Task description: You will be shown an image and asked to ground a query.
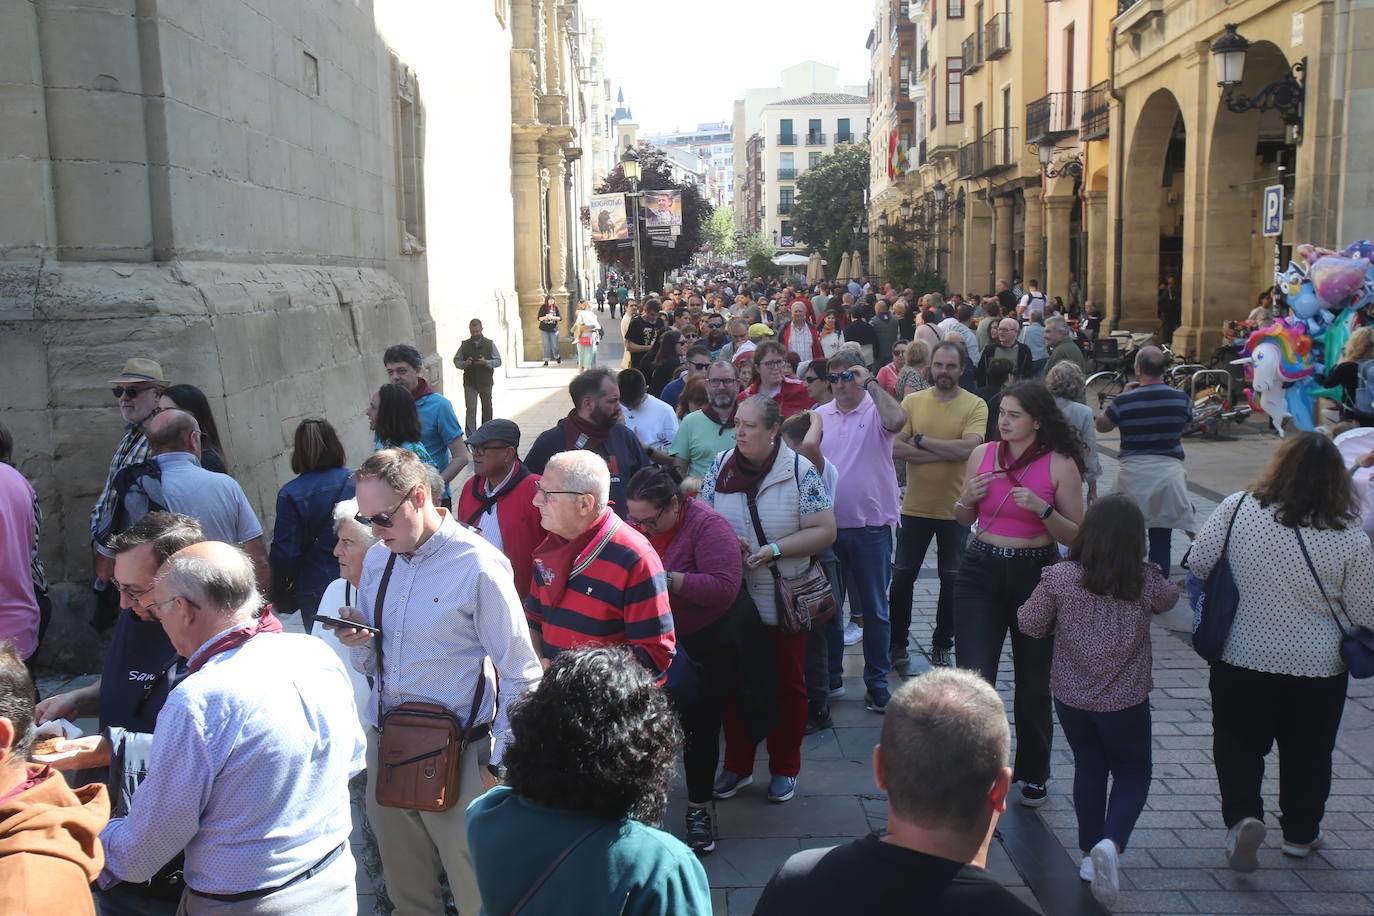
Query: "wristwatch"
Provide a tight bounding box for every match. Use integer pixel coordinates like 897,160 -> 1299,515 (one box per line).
769,542 -> 782,559
863,378 -> 878,391
664,571 -> 674,591
914,433 -> 925,450
1039,502 -> 1055,520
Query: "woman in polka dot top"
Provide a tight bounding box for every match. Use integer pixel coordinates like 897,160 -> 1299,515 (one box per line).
1188,432 -> 1374,871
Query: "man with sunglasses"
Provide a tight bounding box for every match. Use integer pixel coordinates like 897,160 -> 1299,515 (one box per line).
662,344 -> 714,411
454,420 -> 543,602
91,358 -> 168,620
331,447 -> 542,916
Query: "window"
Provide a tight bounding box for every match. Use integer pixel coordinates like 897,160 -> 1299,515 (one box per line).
838,118 -> 851,142
394,57 -> 425,254
781,220 -> 792,237
780,118 -> 794,141
780,151 -> 794,169
809,152 -> 821,167
946,59 -> 963,123
948,0 -> 964,17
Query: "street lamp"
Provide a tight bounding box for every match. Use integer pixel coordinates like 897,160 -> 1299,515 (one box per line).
1209,23 -> 1307,141
899,200 -> 912,221
932,180 -> 947,205
620,145 -> 643,297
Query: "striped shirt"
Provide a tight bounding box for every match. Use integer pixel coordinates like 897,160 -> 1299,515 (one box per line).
350,510 -> 543,766
90,425 -> 150,540
1103,384 -> 1192,460
526,511 -> 676,675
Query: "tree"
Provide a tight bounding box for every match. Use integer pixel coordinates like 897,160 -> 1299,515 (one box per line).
879,200 -> 946,294
789,140 -> 869,276
594,146 -> 713,291
698,205 -> 735,257
746,252 -> 780,278
742,232 -> 775,260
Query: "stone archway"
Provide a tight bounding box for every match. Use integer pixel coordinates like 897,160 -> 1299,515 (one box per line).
1120,89 -> 1185,329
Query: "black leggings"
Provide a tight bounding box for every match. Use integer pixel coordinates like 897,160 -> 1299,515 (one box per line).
678,613 -> 740,804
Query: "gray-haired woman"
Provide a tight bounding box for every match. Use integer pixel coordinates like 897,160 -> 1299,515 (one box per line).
315,499 -> 377,721
1046,361 -> 1102,502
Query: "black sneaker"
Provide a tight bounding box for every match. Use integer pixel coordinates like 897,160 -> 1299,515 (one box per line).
1020,782 -> 1048,807
865,690 -> 889,713
929,646 -> 952,668
685,806 -> 715,854
804,709 -> 834,735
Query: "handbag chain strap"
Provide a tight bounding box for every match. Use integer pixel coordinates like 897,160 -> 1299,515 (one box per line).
1295,526 -> 1356,635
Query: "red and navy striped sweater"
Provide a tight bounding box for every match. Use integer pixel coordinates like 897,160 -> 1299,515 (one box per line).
526,511 -> 676,675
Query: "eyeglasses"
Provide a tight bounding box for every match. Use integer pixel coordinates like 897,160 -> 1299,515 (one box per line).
706,378 -> 739,387
535,482 -> 589,500
112,386 -> 152,399
760,359 -> 788,369
141,595 -> 198,617
627,504 -> 668,529
827,371 -> 857,383
113,580 -> 155,603
689,361 -> 712,372
355,492 -> 413,528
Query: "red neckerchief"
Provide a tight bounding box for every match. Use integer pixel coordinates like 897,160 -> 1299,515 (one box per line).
187,607 -> 284,674
531,508 -> 616,607
562,410 -> 612,452
715,438 -> 781,495
701,402 -> 737,433
411,377 -> 438,401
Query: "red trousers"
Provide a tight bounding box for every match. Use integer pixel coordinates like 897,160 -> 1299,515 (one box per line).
723,625 -> 809,778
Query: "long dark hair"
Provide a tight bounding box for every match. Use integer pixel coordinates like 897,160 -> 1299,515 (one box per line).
1250,431 -> 1358,530
651,329 -> 683,370
161,384 -> 226,458
373,384 -> 422,446
999,381 -> 1086,473
1069,494 -> 1147,600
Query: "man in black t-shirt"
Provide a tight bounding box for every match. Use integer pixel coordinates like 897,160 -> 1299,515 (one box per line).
624,300 -> 664,374
755,669 -> 1035,916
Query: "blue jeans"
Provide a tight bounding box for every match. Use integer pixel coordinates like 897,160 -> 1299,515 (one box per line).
96,887 -> 179,916
1148,527 -> 1172,573
540,328 -> 560,361
1055,698 -> 1153,853
833,526 -> 893,697
889,515 -> 967,653
805,551 -> 846,710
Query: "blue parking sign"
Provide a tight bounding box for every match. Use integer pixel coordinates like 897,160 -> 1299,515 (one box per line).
1262,185 -> 1284,237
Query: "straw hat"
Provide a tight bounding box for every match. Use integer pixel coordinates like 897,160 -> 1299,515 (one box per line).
107,358 -> 168,386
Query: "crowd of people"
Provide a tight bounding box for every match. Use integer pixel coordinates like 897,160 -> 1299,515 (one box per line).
0,269 -> 1371,914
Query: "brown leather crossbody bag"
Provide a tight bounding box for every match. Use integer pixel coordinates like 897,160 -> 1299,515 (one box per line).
372,554 -> 490,812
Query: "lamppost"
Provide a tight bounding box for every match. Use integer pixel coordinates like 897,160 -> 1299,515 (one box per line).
1029,142 -> 1084,180
621,145 -> 644,298
1210,23 -> 1307,143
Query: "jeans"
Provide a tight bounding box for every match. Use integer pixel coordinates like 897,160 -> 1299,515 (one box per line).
1055,699 -> 1153,853
723,625 -> 808,777
1031,358 -> 1047,379
833,525 -> 894,697
954,542 -> 1057,784
540,328 -> 560,361
98,888 -> 180,916
1148,527 -> 1172,573
679,613 -> 739,803
463,383 -> 493,436
889,515 -> 968,653
805,551 -> 846,711
1210,660 -> 1348,843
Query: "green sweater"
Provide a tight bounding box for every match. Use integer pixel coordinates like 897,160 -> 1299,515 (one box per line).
466,786 -> 711,915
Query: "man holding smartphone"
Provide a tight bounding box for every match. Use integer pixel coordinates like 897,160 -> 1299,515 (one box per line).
330,448 -> 542,916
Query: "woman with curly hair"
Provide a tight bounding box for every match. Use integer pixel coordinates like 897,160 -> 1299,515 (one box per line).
953,380 -> 1086,809
466,647 -> 711,913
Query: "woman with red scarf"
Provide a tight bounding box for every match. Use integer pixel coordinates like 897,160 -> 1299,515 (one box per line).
737,342 -> 813,418
625,466 -> 742,855
699,395 -> 836,807
952,381 -> 1086,808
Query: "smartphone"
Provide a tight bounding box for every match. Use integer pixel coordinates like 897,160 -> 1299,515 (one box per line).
315,615 -> 381,636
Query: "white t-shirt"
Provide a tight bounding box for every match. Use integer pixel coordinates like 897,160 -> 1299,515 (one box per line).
575,309 -> 601,333
1018,291 -> 1048,316
622,395 -> 680,451
315,578 -> 374,729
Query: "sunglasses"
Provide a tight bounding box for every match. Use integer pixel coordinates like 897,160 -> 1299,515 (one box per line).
707,323 -> 723,329
689,361 -> 712,372
112,386 -> 152,399
806,375 -> 827,385
355,492 -> 413,528
827,371 -> 857,383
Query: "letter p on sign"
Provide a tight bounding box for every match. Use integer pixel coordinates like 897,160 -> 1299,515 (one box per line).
1262,185 -> 1284,237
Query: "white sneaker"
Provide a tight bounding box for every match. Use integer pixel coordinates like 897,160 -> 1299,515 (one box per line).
1226,817 -> 1266,873
843,621 -> 863,646
1079,855 -> 1095,882
1089,838 -> 1120,907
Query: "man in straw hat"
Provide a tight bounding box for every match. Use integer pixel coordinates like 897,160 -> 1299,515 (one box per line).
91,359 -> 168,616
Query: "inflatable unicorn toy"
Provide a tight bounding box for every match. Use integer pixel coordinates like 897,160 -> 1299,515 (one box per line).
1234,319 -> 1317,436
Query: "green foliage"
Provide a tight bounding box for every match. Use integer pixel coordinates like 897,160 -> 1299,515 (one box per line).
789,140 -> 869,264
698,206 -> 735,256
742,232 -> 775,260
884,243 -> 946,295
593,147 -> 713,285
747,252 -> 780,277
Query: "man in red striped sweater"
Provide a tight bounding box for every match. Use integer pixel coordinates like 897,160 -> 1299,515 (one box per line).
526,451 -> 676,676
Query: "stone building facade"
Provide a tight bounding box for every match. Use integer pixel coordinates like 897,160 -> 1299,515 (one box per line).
1,0 -> 431,668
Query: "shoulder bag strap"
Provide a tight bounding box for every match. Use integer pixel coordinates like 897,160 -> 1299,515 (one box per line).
373,553 -> 398,724
509,823 -> 606,915
1295,526 -> 1355,633
744,484 -> 784,585
1183,492 -> 1244,571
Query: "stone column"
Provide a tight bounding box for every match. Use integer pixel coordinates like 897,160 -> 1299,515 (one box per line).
1022,186 -> 1044,288
1084,189 -> 1108,306
1044,196 -> 1074,305
540,134 -> 571,311
964,197 -> 994,294
993,195 -> 1014,287
512,125 -> 547,361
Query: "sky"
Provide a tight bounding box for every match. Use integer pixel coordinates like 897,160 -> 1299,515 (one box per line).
587,0 -> 872,135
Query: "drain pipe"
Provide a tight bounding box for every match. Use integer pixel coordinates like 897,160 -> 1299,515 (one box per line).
1109,21 -> 1125,331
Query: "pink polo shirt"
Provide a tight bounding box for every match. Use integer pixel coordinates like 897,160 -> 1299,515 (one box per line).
816,394 -> 900,528
0,463 -> 38,659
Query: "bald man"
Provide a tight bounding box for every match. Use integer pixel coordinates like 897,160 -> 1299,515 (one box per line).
975,318 -> 1033,387
99,541 -> 364,911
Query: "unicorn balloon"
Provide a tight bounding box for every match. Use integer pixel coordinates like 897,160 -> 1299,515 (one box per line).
1234,319 -> 1316,436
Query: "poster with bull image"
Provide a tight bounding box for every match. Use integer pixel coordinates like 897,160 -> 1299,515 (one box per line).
589,192 -> 629,241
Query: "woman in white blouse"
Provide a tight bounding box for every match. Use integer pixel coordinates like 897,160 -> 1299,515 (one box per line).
1189,432 -> 1374,871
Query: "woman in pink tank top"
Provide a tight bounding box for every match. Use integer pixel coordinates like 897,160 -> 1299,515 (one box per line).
950,382 -> 1086,808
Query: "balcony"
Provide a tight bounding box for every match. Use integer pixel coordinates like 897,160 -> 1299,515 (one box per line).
1080,81 -> 1111,141
957,127 -> 1016,179
777,203 -> 792,215
984,13 -> 1011,59
961,34 -> 982,74
777,134 -> 797,146
777,168 -> 798,180
805,132 -> 827,145
1115,0 -> 1163,33
836,132 -> 855,143
1026,91 -> 1079,145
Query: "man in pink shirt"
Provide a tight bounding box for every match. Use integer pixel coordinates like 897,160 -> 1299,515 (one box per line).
0,460 -> 39,660
816,349 -> 906,713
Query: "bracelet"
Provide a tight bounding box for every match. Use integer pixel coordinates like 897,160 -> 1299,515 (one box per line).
665,571 -> 674,591
954,500 -> 973,511
863,378 -> 877,390
769,542 -> 782,558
